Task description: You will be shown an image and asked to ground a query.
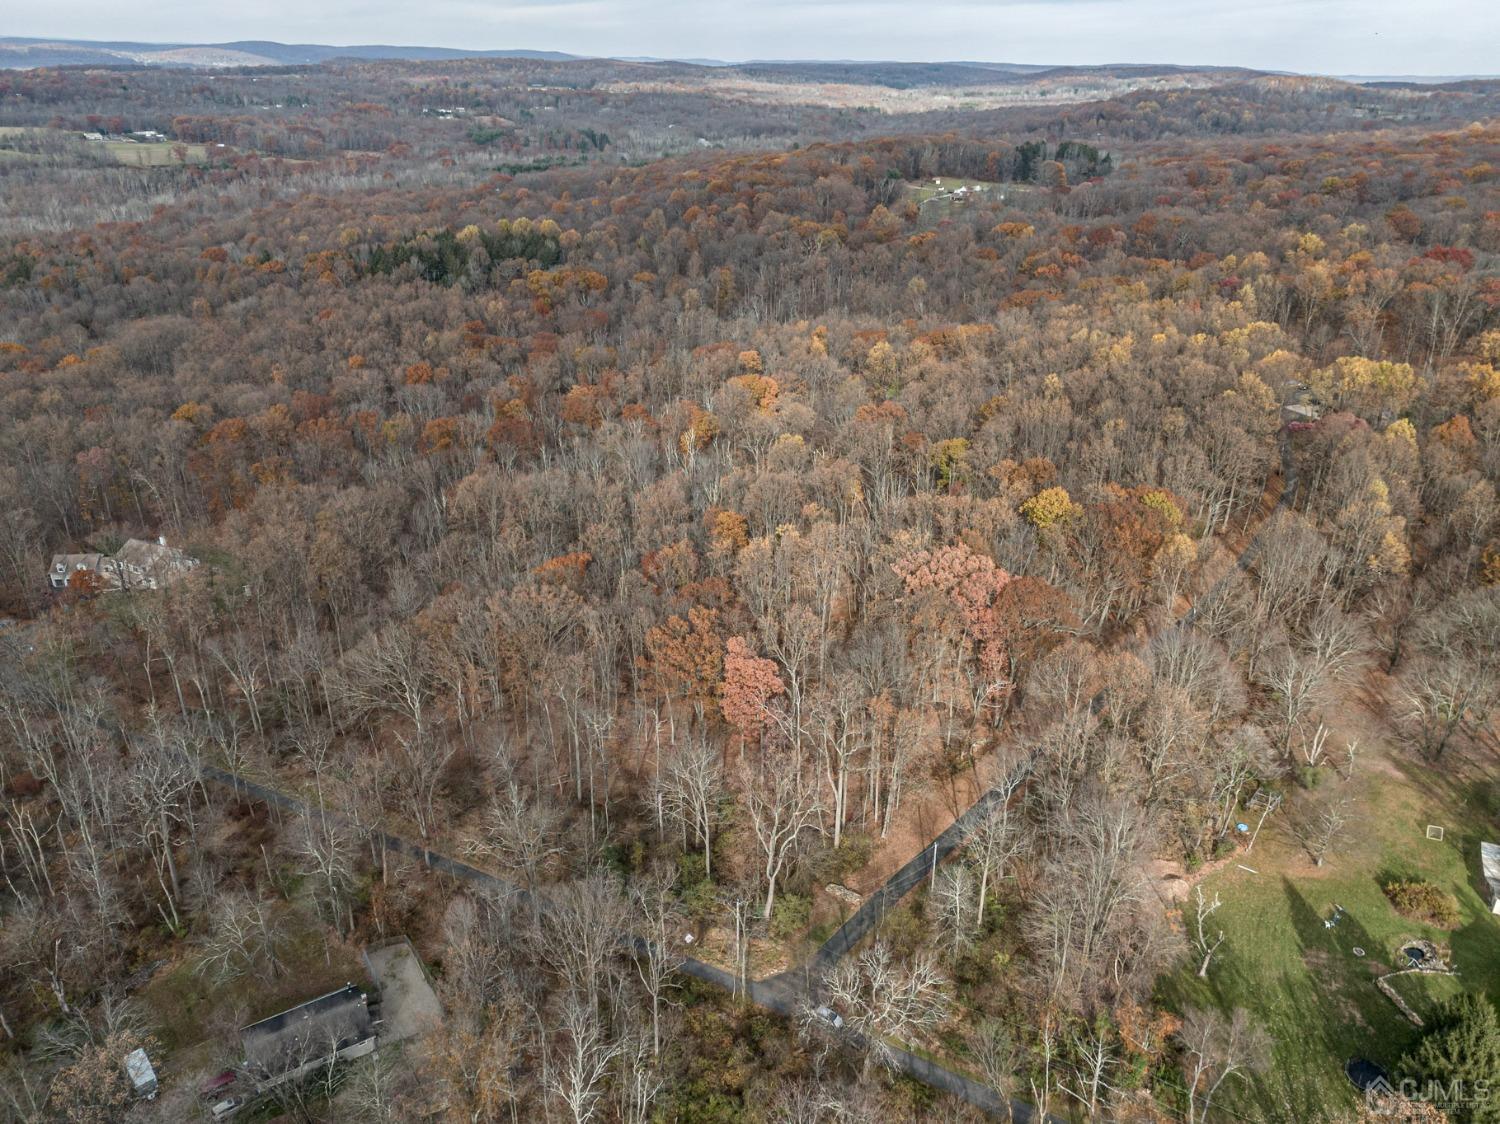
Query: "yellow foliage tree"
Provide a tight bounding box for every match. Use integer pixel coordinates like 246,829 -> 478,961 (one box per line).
1308,356 -> 1418,422
1021,486 -> 1081,529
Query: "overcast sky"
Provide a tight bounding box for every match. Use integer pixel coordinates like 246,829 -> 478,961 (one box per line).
13,0 -> 1498,76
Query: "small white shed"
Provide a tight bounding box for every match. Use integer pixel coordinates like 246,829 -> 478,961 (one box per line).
1482,842 -> 1500,916
124,1047 -> 158,1099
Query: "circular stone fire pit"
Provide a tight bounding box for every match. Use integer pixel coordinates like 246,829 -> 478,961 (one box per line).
1398,938 -> 1443,969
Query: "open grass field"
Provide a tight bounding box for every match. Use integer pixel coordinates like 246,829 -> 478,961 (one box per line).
907,177 -> 1014,206
102,140 -> 215,166
1161,747 -> 1500,1120
0,128 -> 220,166
1385,970 -> 1469,1022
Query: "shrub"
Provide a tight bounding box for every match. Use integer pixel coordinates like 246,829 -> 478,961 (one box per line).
1384,879 -> 1462,929
769,892 -> 811,939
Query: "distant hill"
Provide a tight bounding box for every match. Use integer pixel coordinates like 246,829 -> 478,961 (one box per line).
731,59 -> 1266,88
0,36 -> 579,69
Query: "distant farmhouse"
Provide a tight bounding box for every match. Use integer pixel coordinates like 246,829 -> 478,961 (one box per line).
48,537 -> 198,593
240,985 -> 377,1091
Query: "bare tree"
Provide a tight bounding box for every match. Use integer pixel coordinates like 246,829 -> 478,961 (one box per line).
390,728 -> 455,840
124,716 -> 199,932
342,1045 -> 413,1122
195,891 -> 287,984
655,735 -> 724,878
824,942 -> 950,1075
467,782 -> 566,904
327,622 -> 432,738
1177,1006 -> 1271,1124
1027,791 -> 1154,1009
536,874 -> 630,1005
970,1018 -> 1019,1123
289,810 -> 358,939
1059,1020 -> 1117,1118
1301,605 -> 1366,685
1292,788 -> 1352,868
629,868 -> 685,1057
970,770 -> 1026,928
1191,885 -> 1227,979
1258,646 -> 1328,761
741,742 -> 822,919
1400,656 -> 1484,761
931,864 -> 977,963
809,674 -> 866,849
548,993 -> 621,1124
615,1027 -> 664,1124
207,631 -> 268,735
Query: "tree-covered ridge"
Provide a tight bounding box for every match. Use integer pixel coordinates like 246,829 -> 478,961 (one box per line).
0,70 -> 1498,1123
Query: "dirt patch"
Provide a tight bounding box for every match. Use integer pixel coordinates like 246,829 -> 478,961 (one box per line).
852,762 -> 982,893
364,940 -> 442,1044
1146,858 -> 1192,903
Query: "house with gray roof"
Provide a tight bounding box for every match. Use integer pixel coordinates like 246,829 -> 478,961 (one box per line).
240,984 -> 377,1090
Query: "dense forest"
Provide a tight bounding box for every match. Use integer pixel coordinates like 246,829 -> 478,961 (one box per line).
1,55 -> 1498,1124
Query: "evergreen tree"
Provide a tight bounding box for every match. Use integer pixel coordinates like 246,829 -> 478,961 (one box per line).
1398,995 -> 1500,1124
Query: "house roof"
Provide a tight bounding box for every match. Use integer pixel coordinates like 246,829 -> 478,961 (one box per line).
124,1047 -> 157,1091
50,552 -> 114,572
1483,842 -> 1500,896
115,539 -> 187,569
240,985 -> 374,1080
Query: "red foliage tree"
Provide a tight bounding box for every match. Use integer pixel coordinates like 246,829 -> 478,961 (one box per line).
719,636 -> 786,747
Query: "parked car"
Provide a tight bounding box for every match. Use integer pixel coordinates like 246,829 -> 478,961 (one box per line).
812,1005 -> 844,1030
200,1070 -> 238,1098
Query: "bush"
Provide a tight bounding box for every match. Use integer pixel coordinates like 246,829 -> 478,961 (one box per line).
677,850 -> 707,887
1383,879 -> 1461,929
769,892 -> 811,939
798,832 -> 874,889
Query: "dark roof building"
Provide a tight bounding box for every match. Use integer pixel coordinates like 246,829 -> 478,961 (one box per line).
240,985 -> 377,1088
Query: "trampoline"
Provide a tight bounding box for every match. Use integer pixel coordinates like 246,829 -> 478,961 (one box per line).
1346,1058 -> 1389,1091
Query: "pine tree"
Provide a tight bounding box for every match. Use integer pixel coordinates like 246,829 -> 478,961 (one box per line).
1398,995 -> 1500,1124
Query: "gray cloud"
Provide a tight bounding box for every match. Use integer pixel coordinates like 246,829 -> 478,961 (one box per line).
12,0 -> 1497,76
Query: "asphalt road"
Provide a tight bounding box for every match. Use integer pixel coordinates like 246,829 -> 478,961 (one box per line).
189,428 -> 1299,1122
199,763 -> 1049,1119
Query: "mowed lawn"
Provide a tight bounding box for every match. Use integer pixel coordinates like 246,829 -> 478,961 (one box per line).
907,177 -> 1007,205
1161,754 -> 1500,1121
103,141 -> 215,166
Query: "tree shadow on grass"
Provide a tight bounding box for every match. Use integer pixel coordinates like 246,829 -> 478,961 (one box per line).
1272,878 -> 1426,1118
1387,747 -> 1500,860
1444,890 -> 1500,1008
1175,878 -> 1419,1122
